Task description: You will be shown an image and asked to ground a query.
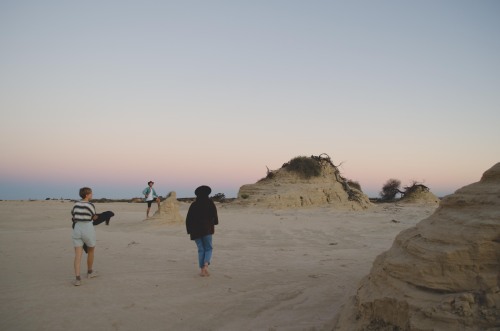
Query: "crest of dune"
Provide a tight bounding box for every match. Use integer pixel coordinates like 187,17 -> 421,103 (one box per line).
333,163 -> 500,331
400,184 -> 440,205
237,154 -> 372,210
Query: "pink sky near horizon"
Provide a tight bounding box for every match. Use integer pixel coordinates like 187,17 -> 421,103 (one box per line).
1,145 -> 495,199
1,1 -> 499,200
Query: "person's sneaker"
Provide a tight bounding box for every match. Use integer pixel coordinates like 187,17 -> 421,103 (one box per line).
87,271 -> 98,279
73,279 -> 81,286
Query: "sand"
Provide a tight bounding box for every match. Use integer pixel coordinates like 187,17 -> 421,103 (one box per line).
0,200 -> 438,331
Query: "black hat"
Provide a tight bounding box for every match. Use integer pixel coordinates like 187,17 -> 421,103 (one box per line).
194,185 -> 211,197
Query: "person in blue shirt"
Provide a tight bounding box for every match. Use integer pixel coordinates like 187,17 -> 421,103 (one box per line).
142,180 -> 161,218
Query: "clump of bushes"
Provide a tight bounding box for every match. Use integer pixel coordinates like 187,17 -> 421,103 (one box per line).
284,156 -> 322,179
379,178 -> 403,201
379,179 -> 431,201
404,183 -> 429,195
211,193 -> 226,202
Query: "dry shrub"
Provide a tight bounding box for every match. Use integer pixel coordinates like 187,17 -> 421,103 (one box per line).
285,156 -> 321,179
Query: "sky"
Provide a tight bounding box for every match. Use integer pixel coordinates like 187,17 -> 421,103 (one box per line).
1,0 -> 499,200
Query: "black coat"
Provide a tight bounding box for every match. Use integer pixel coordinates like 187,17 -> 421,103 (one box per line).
71,211 -> 115,228
186,198 -> 218,240
93,211 -> 115,226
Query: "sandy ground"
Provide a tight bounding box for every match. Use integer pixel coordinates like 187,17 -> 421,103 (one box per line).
0,200 -> 438,331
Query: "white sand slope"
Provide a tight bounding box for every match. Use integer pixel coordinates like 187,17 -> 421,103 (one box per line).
0,198 -> 437,330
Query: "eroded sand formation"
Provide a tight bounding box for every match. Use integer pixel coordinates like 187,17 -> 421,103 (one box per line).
333,163 -> 500,331
149,191 -> 183,223
237,155 -> 372,210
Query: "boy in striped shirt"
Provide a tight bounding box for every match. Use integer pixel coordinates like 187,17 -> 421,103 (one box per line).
71,187 -> 98,286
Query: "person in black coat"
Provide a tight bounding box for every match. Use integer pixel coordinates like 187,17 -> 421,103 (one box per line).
186,185 -> 219,277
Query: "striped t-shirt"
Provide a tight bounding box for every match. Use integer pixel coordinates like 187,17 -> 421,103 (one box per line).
71,201 -> 96,222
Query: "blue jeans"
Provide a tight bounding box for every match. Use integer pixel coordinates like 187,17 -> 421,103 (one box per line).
194,235 -> 213,269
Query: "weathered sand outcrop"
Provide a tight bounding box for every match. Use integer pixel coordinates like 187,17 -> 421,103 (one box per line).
149,191 -> 183,223
400,184 -> 440,205
333,163 -> 500,331
237,155 -> 372,210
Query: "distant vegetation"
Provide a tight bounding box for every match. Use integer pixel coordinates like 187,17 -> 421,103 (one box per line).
41,195 -> 234,203
380,178 -> 402,200
283,156 -> 322,179
379,179 -> 430,201
210,193 -> 226,202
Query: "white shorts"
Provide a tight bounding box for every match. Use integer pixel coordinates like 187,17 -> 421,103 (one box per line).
72,222 -> 96,247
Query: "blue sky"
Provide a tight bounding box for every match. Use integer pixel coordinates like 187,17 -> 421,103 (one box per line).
0,1 -> 499,200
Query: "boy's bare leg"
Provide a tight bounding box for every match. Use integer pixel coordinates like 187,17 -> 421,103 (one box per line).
74,247 -> 83,284
146,206 -> 151,218
86,246 -> 95,273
